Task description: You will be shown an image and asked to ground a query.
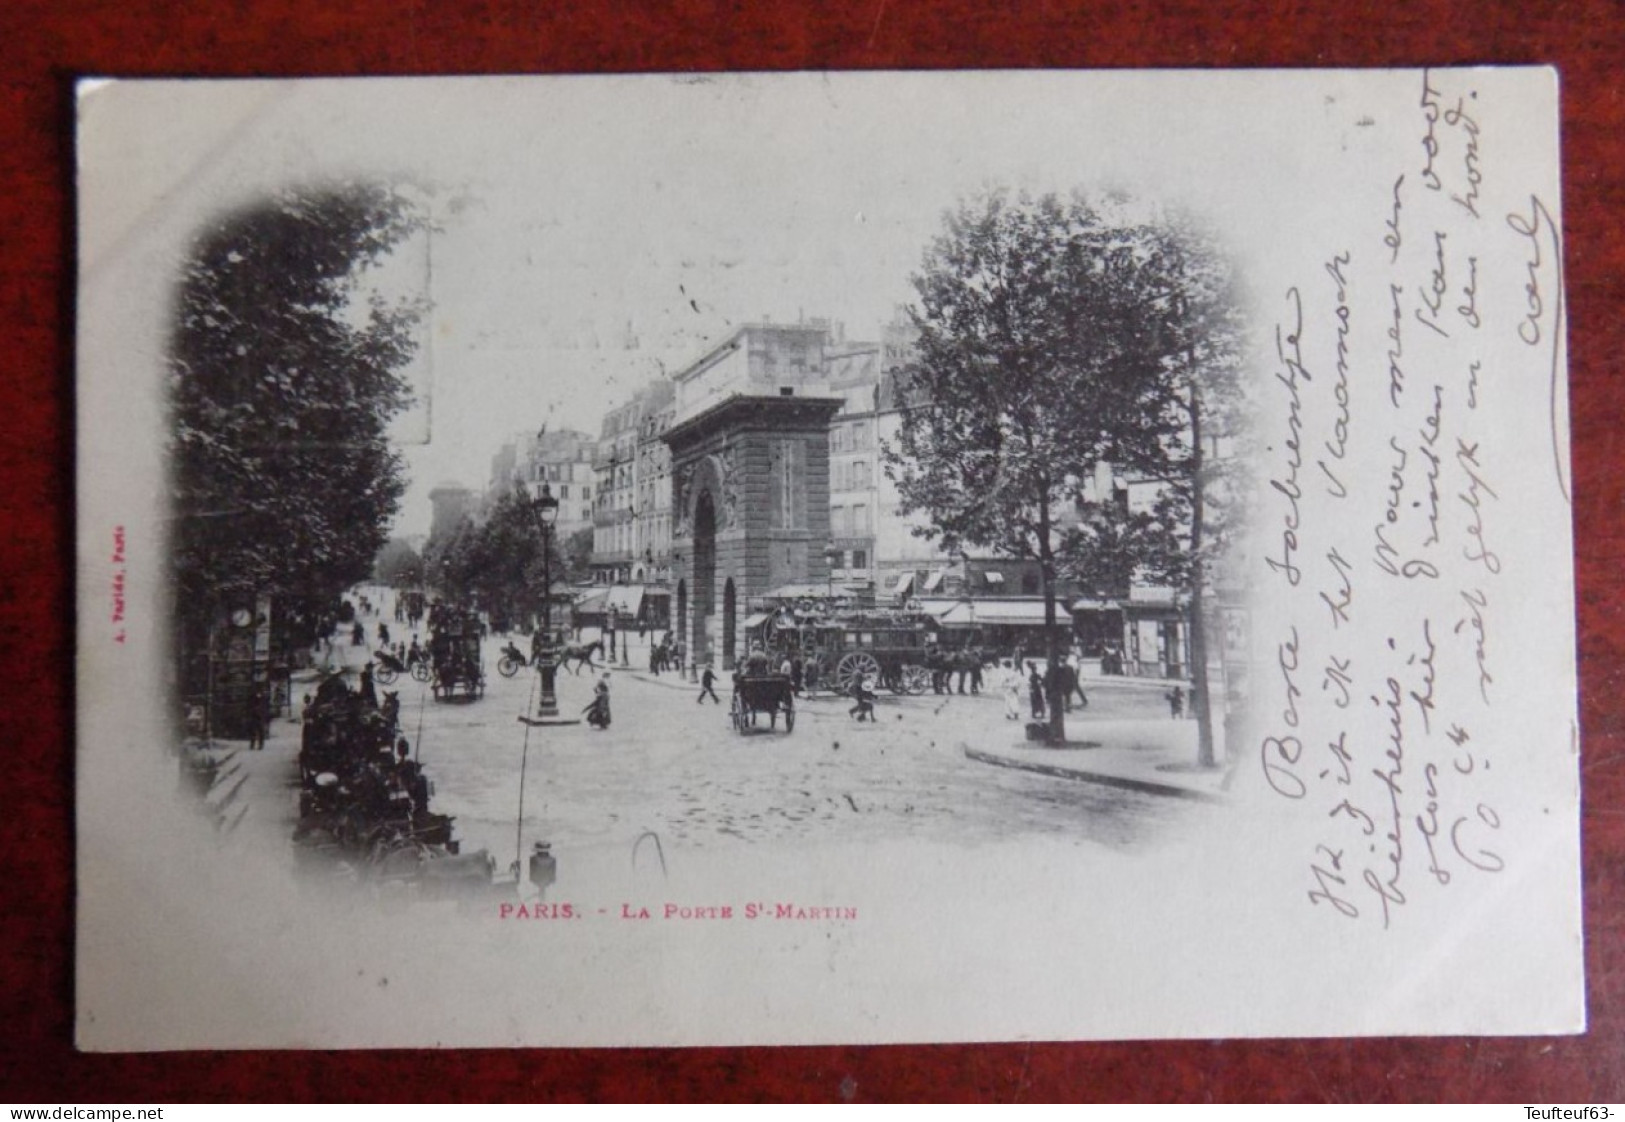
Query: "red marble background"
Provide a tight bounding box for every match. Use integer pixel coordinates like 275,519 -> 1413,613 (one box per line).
2,0 -> 1619,1102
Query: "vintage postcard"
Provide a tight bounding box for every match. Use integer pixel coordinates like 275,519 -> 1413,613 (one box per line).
75,70 -> 1579,1049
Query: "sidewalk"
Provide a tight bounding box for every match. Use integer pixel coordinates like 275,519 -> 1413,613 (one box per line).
962,715 -> 1231,801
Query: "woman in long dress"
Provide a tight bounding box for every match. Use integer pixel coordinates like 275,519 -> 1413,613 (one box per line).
1002,660 -> 1023,721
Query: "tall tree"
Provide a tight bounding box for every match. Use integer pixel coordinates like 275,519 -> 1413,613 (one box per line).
1058,209 -> 1250,767
427,491 -> 572,629
886,189 -> 1180,743
170,181 -> 425,662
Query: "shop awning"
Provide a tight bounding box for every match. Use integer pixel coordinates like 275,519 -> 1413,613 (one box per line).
922,570 -> 946,593
742,612 -> 773,630
1070,598 -> 1121,614
574,589 -> 609,613
936,599 -> 1059,627
982,571 -> 1006,586
891,572 -> 915,596
605,585 -> 645,614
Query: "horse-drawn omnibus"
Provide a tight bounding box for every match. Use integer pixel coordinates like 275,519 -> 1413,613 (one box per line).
744,602 -> 938,696
427,613 -> 485,701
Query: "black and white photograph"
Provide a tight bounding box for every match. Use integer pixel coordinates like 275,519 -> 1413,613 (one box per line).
75,70 -> 1580,1049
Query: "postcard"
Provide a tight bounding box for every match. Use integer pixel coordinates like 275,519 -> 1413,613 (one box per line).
75,70 -> 1579,1049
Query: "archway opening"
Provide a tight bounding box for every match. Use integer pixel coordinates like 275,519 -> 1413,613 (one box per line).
693,491 -> 716,668
723,577 -> 737,671
675,578 -> 688,668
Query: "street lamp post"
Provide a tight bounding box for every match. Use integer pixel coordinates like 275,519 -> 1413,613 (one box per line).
526,482 -> 568,723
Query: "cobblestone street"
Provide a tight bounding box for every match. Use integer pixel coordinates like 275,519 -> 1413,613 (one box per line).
346,631 -> 1219,886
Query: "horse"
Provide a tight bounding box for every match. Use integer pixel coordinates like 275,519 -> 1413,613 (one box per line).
559,640 -> 604,675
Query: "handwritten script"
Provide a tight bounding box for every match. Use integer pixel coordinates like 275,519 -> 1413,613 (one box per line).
1256,70 -> 1562,928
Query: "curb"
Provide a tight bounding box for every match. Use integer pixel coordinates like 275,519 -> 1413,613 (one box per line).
962,746 -> 1223,802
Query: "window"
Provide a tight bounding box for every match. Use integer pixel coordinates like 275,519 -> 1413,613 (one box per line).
831,505 -> 849,536
852,459 -> 869,489
851,549 -> 867,569
853,503 -> 870,534
560,484 -> 569,499
831,427 -> 846,453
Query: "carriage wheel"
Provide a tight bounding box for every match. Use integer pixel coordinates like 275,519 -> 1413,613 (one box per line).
411,662 -> 431,683
836,652 -> 882,695
902,664 -> 931,695
498,656 -> 521,678
375,663 -> 397,686
730,696 -> 747,733
783,697 -> 795,733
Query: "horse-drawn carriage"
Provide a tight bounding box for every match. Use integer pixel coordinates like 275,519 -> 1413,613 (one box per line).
730,673 -> 795,733
746,606 -> 937,697
428,616 -> 485,701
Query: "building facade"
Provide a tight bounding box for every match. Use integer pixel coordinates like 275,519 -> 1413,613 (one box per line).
591,399 -> 642,584
824,341 -> 882,598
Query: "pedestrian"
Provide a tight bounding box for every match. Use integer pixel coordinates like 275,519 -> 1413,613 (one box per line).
1045,659 -> 1066,719
586,674 -> 612,729
969,647 -> 983,694
955,651 -> 969,695
351,621 -> 365,647
378,621 -> 391,646
299,692 -> 313,725
1001,660 -> 1022,720
790,654 -> 804,696
1028,662 -> 1046,720
246,683 -> 268,750
1070,653 -> 1089,709
1053,658 -> 1075,713
697,664 -> 721,705
849,674 -> 875,722
804,657 -> 820,697
1166,685 -> 1185,718
359,661 -> 378,709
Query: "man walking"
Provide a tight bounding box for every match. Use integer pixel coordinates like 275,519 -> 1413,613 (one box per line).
246,682 -> 268,750
697,664 -> 721,705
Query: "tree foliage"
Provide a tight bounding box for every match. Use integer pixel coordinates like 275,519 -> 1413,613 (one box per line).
886,190 -> 1180,565
425,490 -> 576,626
373,537 -> 424,588
169,182 -> 426,625
1057,210 -> 1250,596
886,188 -> 1248,749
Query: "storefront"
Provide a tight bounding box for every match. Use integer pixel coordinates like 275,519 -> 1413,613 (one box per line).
923,597 -> 1071,657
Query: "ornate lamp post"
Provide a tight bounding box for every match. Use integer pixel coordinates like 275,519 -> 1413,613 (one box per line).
525,481 -> 569,723
824,544 -> 843,603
